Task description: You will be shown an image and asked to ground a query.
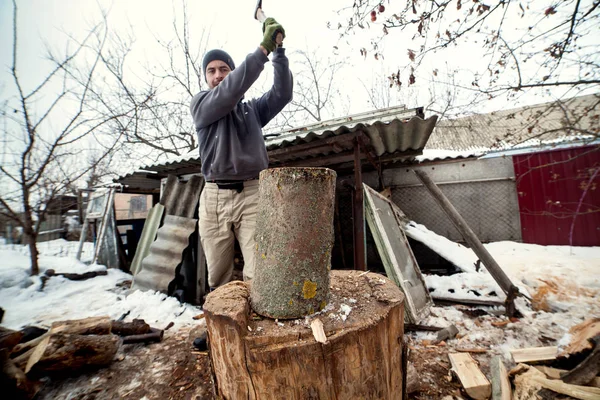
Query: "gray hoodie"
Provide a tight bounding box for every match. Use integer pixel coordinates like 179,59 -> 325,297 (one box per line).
190,47 -> 293,181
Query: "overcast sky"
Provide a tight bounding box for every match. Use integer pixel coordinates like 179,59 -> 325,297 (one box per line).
1,0 -> 596,127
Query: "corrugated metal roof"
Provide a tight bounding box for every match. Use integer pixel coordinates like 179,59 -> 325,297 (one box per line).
115,105 -> 438,189
132,214 -> 197,293
427,93 -> 599,151
160,175 -> 203,218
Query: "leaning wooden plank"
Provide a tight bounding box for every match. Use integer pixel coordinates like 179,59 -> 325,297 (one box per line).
413,169 -> 520,317
534,366 -> 600,388
25,333 -> 121,373
448,352 -> 491,400
490,356 -> 512,400
510,346 -> 557,363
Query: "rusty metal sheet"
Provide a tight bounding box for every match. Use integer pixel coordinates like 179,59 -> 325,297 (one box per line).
160,175 -> 203,218
132,215 -> 197,293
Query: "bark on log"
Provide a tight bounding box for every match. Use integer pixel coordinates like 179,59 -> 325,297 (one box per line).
1,349 -> 38,400
0,327 -> 23,351
251,167 -> 336,319
205,270 -> 405,400
111,319 -> 151,336
561,335 -> 600,386
50,316 -> 112,335
25,333 -> 121,373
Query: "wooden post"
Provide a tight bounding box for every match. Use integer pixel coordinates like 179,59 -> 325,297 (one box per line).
251,167 -> 336,319
353,138 -> 366,271
413,169 -> 520,316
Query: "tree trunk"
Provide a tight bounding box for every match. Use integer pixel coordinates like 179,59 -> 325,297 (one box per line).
205,270 -> 405,400
251,167 -> 336,319
27,235 -> 39,276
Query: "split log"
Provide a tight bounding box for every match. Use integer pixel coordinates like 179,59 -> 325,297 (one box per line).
0,327 -> 23,351
513,364 -> 600,400
448,352 -> 491,400
251,167 -> 336,319
121,328 -> 163,344
534,366 -> 600,388
205,270 -> 405,399
510,346 -> 557,364
25,333 -> 121,373
560,335 -> 600,386
111,319 -> 151,336
50,316 -> 112,335
11,335 -> 47,359
490,356 -> 512,400
1,349 -> 38,399
559,318 -> 600,357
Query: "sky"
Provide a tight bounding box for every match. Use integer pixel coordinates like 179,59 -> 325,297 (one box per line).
3,0 -> 588,122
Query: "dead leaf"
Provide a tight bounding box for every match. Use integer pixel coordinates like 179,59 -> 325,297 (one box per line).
545,6 -> 556,16
408,49 -> 416,62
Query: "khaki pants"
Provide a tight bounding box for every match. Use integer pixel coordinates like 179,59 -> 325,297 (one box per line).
198,180 -> 259,288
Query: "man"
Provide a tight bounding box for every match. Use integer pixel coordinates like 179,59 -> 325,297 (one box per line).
190,18 -> 293,290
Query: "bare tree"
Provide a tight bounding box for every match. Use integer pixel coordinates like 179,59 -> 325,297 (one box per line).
0,1 -> 124,275
266,48 -> 348,133
91,0 -> 210,163
336,0 -> 599,142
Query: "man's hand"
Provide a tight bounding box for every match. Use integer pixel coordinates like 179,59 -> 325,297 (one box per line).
261,17 -> 285,54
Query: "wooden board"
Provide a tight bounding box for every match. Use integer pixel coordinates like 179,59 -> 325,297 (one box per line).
534,366 -> 600,388
491,356 -> 512,400
510,346 -> 558,363
448,352 -> 491,400
363,184 -> 432,323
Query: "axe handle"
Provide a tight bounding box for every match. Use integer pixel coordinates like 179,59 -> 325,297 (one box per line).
256,8 -> 283,48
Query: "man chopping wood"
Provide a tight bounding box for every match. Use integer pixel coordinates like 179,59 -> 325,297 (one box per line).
190,18 -> 293,290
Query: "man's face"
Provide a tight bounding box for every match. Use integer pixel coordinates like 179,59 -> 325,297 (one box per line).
205,60 -> 232,89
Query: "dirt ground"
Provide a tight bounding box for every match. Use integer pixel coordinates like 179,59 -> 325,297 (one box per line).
34,325 -> 216,400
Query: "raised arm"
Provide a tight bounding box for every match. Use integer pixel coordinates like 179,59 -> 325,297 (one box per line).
255,48 -> 294,127
190,48 -> 269,129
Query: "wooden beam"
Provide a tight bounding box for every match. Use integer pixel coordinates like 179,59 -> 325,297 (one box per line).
510,346 -> 558,363
448,353 -> 491,400
534,366 -> 600,388
268,132 -> 362,159
414,169 -> 520,316
491,356 -> 512,400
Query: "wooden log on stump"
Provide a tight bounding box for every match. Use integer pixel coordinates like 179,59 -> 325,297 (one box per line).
204,270 -> 405,399
251,167 -> 336,319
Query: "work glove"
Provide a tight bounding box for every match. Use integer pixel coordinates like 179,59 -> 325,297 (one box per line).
261,17 -> 285,54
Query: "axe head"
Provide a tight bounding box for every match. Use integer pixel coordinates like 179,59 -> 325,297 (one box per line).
254,0 -> 266,22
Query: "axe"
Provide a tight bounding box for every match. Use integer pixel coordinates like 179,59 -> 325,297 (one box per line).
254,0 -> 283,48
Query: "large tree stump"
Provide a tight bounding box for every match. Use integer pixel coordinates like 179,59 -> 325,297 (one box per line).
204,270 -> 405,399
251,167 -> 336,319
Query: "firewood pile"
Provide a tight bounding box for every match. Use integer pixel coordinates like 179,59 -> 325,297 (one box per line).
427,318 -> 600,399
0,316 -> 164,399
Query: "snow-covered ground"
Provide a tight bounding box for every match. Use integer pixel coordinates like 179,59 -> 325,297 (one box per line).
0,235 -> 598,363
405,222 -> 600,360
0,239 -> 202,331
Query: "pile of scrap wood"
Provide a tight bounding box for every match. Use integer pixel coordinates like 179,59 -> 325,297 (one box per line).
446,318 -> 600,399
0,316 -> 164,399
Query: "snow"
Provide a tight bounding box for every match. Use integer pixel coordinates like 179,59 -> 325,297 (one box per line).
0,233 -> 598,363
403,222 -> 600,361
0,239 -> 202,331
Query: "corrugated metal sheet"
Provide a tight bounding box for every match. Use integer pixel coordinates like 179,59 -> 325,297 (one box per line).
428,94 -> 600,151
115,105 -> 438,189
130,203 -> 164,276
160,175 -> 203,218
132,214 -> 197,293
513,145 -> 600,246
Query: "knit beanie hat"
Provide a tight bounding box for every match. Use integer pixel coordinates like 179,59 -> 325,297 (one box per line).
202,49 -> 235,81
